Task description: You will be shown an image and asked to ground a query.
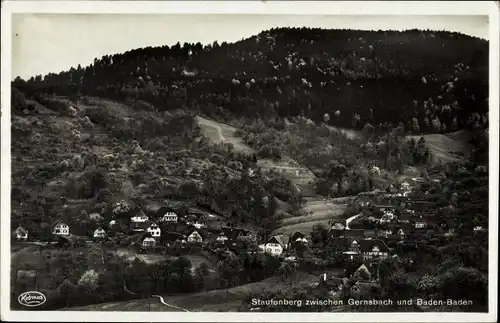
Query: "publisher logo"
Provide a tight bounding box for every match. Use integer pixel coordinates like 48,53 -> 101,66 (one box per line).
18,291 -> 46,307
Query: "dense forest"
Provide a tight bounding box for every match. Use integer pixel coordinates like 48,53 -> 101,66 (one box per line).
12,27 -> 489,134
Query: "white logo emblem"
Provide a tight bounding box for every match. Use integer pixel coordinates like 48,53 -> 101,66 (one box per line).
18,291 -> 47,307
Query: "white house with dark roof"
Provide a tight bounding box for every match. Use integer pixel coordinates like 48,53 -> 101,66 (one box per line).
216,232 -> 229,243
142,237 -> 156,248
14,226 -> 28,241
52,219 -> 70,236
262,235 -> 289,256
131,211 -> 148,223
93,227 -> 106,239
147,223 -> 161,237
187,230 -> 203,243
160,211 -> 178,223
359,239 -> 390,261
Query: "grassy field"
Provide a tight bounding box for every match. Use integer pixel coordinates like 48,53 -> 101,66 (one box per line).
256,158 -> 317,197
407,130 -> 472,165
68,271 -> 319,312
273,198 -> 348,235
196,116 -> 255,155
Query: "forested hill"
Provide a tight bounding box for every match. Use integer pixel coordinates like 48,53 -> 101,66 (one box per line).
12,27 -> 488,134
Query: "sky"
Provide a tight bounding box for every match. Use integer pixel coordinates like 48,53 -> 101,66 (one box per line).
11,14 -> 489,79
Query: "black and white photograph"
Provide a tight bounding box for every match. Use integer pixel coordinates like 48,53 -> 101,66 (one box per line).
1,1 -> 498,322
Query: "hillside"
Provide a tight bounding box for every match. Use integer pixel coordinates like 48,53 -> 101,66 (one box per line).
67,271 -> 319,312
13,28 -> 488,136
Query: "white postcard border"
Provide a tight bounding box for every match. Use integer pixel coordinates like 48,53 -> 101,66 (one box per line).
1,1 -> 498,322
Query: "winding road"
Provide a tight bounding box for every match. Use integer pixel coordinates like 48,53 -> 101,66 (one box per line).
123,281 -> 190,312
151,295 -> 190,312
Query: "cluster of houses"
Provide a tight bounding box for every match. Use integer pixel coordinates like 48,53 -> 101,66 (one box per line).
12,180 -> 486,260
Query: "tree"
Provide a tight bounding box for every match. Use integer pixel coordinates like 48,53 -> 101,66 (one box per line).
327,161 -> 348,194
195,263 -> 210,290
438,266 -> 487,307
361,123 -> 375,141
411,117 -> 420,133
57,279 -> 75,308
78,269 -> 100,294
278,260 -> 298,281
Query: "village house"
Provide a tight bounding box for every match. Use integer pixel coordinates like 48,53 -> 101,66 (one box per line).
379,213 -> 395,224
192,220 -> 206,229
131,210 -> 149,223
338,238 -> 363,262
378,228 -> 393,239
260,235 -> 289,257
147,223 -> 161,238
359,239 -> 391,261
290,231 -> 308,244
320,275 -> 348,296
330,221 -> 346,231
400,181 -> 411,192
414,216 -> 428,229
93,227 -> 106,239
216,231 -> 229,243
14,226 -> 28,241
376,205 -> 396,217
473,226 -> 486,233
160,211 -> 178,223
187,230 -> 203,243
352,264 -> 372,281
142,237 -> 156,248
396,228 -> 406,239
130,219 -> 153,232
52,219 -> 70,236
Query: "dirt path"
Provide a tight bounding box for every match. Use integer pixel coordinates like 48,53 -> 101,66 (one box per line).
151,295 -> 190,312
196,116 -> 255,155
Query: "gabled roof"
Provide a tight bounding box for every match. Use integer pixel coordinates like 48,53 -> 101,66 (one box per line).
51,218 -> 68,228
330,222 -> 346,230
187,229 -> 207,239
15,226 -> 27,233
291,231 -> 305,241
268,234 -> 289,247
354,264 -> 372,276
359,239 -> 390,253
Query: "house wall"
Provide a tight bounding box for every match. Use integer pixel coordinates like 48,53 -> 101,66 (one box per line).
188,233 -> 202,243
53,224 -> 69,235
265,243 -> 283,256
